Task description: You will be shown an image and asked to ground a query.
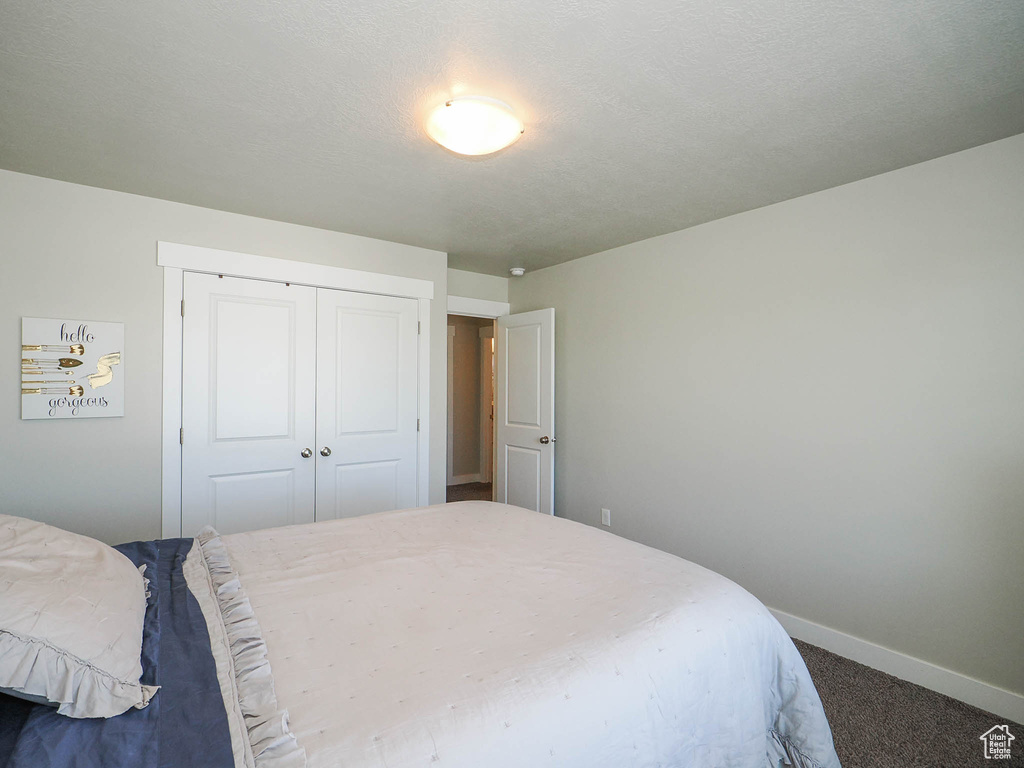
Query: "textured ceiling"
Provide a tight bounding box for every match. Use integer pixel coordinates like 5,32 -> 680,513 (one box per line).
1,0 -> 1022,275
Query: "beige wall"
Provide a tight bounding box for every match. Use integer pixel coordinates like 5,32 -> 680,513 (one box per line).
447,268 -> 508,303
448,315 -> 492,479
0,170 -> 448,545
509,134 -> 1024,696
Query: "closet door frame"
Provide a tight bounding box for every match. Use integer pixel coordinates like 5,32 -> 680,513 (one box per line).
158,241 -> 433,538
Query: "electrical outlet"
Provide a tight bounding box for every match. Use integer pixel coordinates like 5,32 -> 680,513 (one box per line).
601,508 -> 611,527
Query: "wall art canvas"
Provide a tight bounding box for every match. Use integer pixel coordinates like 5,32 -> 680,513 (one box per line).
21,317 -> 124,419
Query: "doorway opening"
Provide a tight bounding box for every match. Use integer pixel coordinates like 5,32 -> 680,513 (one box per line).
447,314 -> 496,503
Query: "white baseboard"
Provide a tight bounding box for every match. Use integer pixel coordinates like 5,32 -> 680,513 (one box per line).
449,474 -> 482,486
769,608 -> 1024,725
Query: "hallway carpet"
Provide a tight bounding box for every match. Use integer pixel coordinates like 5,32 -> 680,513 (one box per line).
446,482 -> 493,502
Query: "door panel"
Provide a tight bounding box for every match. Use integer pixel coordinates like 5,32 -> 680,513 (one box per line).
506,325 -> 541,426
333,460 -> 400,518
496,309 -> 555,515
337,311 -> 400,434
181,273 -> 317,536
316,289 -> 419,520
505,445 -> 540,512
213,300 -> 294,440
209,469 -> 297,534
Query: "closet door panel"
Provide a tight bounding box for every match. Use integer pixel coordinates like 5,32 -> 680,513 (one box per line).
316,289 -> 418,520
332,460 -> 399,513
213,300 -> 294,439
336,310 -> 400,434
181,273 -> 317,536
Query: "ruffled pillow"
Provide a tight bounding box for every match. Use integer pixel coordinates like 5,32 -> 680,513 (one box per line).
0,514 -> 158,718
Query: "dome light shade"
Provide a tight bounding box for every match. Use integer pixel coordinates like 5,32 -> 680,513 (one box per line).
425,96 -> 524,156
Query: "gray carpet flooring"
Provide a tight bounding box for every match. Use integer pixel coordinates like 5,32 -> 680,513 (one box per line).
446,482 -> 492,502
794,639 -> 1023,767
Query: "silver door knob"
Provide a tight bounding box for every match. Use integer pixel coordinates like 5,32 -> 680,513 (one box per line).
320,446 -> 332,457
539,436 -> 551,444
300,448 -> 313,458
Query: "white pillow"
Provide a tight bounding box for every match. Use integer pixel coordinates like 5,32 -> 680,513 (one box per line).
0,514 -> 158,718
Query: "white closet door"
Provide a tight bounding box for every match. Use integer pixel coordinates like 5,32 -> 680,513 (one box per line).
316,289 -> 419,520
496,308 -> 555,515
181,273 -> 317,536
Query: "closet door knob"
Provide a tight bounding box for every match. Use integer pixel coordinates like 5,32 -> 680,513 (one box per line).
539,436 -> 550,444
320,446 -> 332,457
300,448 -> 313,458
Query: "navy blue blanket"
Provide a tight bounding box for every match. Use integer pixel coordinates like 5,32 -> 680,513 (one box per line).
0,538 -> 235,768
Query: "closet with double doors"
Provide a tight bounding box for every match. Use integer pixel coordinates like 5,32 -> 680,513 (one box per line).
179,272 -> 420,537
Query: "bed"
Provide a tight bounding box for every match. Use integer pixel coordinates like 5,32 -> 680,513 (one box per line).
0,501 -> 840,768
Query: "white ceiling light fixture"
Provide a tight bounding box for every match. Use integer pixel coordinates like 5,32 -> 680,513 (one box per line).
426,96 -> 524,156
509,267 -> 526,277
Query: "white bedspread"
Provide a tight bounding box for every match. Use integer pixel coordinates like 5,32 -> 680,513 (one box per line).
210,501 -> 840,768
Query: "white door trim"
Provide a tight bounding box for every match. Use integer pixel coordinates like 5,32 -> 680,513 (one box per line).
417,299 -> 431,508
447,295 -> 509,318
479,326 -> 494,486
161,267 -> 184,538
160,243 -> 433,538
446,325 -> 456,486
159,241 -> 434,300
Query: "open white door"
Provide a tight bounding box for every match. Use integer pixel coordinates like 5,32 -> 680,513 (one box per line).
495,308 -> 555,515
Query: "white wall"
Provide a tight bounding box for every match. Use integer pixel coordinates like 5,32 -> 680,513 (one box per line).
508,134 -> 1024,699
447,268 -> 508,303
0,170 -> 448,545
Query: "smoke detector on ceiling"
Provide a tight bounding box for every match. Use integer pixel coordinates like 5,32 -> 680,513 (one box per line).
509,267 -> 526,277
